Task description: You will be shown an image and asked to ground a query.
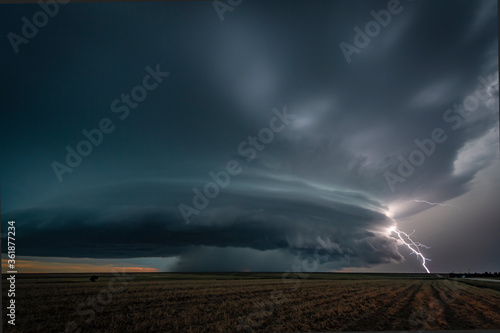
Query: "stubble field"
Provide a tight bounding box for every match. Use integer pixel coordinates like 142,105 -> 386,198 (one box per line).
2,273 -> 500,332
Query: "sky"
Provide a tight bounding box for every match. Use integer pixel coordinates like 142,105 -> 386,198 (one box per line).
1,0 -> 499,274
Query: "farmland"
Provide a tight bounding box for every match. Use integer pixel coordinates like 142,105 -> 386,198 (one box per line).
2,273 -> 500,332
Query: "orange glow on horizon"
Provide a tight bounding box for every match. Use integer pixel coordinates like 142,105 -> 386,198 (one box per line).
1,259 -> 159,273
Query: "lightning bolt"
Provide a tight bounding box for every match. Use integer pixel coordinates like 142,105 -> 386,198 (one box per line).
390,227 -> 431,274
414,199 -> 458,209
385,210 -> 431,274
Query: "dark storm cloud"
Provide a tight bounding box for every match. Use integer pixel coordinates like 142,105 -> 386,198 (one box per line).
2,179 -> 402,270
0,0 -> 497,272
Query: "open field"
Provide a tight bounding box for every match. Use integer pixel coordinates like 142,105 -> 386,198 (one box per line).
3,273 -> 500,332
454,278 -> 500,292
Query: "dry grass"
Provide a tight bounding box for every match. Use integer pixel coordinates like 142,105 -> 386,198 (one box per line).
3,274 -> 500,332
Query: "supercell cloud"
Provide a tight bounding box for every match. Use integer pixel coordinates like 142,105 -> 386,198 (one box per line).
0,0 -> 498,272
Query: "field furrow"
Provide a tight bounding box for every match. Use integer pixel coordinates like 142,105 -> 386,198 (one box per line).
3,274 -> 500,333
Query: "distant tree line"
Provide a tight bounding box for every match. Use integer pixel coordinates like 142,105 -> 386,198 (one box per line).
448,272 -> 500,278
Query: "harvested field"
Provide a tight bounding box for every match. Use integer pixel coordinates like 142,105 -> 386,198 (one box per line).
2,273 -> 500,332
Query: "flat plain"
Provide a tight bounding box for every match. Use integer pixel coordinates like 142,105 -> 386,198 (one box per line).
2,273 -> 500,332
